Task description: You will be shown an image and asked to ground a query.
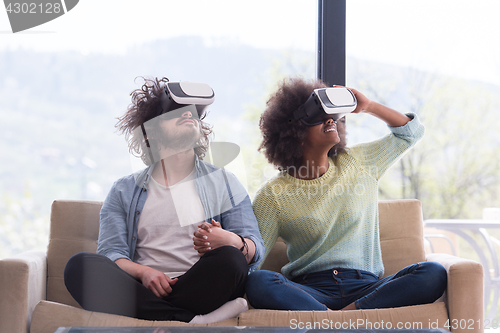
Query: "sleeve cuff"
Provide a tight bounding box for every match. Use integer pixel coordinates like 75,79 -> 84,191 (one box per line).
388,112 -> 423,137
246,235 -> 264,271
103,252 -> 130,263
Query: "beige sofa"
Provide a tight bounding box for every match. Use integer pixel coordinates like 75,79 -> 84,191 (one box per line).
0,199 -> 484,333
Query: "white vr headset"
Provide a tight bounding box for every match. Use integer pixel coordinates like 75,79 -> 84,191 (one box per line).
293,86 -> 357,126
160,81 -> 215,118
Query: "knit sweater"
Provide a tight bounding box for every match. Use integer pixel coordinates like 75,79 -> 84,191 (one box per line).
253,113 -> 424,279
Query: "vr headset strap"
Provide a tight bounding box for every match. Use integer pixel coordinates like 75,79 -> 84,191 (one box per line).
141,124 -> 155,164
160,86 -> 173,114
293,93 -> 322,121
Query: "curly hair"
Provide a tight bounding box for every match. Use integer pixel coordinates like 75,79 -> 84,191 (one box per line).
116,77 -> 213,165
258,77 -> 347,171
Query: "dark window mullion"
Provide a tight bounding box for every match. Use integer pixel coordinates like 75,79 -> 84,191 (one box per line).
317,0 -> 346,86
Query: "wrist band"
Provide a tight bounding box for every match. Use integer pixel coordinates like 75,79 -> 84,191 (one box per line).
237,234 -> 249,257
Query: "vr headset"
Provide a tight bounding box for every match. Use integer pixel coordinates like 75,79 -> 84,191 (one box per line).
293,86 -> 357,126
160,81 -> 215,118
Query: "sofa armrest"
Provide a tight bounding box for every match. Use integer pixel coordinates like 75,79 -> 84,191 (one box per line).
0,251 -> 47,333
426,253 -> 483,333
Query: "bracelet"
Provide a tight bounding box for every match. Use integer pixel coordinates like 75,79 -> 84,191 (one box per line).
237,234 -> 249,258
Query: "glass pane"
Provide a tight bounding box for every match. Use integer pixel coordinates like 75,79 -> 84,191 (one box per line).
0,0 -> 317,258
346,0 -> 500,323
346,0 -> 500,217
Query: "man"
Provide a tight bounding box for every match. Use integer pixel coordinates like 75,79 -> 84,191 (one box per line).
64,77 -> 264,324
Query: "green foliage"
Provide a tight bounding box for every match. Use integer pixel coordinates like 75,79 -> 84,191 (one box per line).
348,59 -> 500,220
0,186 -> 49,258
240,49 -> 315,198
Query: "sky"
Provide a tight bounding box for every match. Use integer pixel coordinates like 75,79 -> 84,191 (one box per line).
346,0 -> 500,86
1,0 -> 499,86
0,0 -> 317,53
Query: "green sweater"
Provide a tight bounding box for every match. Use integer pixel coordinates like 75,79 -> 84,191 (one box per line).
253,113 -> 425,279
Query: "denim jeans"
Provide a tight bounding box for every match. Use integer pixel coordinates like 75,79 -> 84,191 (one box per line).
246,261 -> 447,310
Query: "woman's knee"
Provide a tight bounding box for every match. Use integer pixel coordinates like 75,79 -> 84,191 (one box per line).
245,270 -> 279,301
421,262 -> 448,298
247,270 -> 273,289
425,261 -> 447,282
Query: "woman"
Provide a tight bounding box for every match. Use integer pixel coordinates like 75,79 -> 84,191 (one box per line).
246,77 -> 446,311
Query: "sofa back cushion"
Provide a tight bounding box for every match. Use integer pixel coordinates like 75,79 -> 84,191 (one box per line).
47,198 -> 426,306
262,199 -> 426,277
47,200 -> 102,307
377,199 -> 426,276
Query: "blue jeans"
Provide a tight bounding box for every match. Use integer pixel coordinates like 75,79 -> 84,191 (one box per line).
246,262 -> 447,310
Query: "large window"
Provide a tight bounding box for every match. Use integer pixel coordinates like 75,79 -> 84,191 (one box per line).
345,0 -> 500,218
0,0 -> 317,258
346,0 -> 500,322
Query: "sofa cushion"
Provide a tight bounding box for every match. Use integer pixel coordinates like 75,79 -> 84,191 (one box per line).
47,200 -> 102,307
238,302 -> 448,329
46,199 -> 427,307
30,301 -> 238,333
378,199 -> 426,276
260,237 -> 288,273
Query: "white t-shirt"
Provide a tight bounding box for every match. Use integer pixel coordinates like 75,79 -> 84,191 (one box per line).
133,170 -> 205,277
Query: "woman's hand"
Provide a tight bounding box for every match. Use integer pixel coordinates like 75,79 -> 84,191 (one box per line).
193,219 -> 242,256
345,86 -> 411,127
345,87 -> 372,114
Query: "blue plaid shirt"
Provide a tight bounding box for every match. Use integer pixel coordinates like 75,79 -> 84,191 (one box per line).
97,156 -> 264,271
